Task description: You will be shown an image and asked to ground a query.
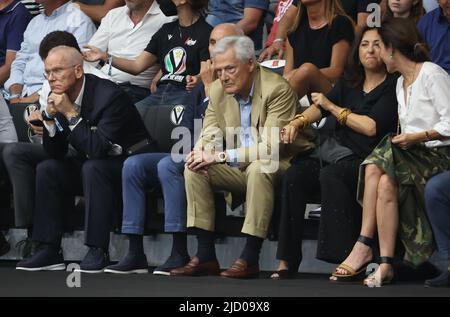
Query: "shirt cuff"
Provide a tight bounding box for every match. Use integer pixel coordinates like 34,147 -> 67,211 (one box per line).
226,149 -> 239,167
69,118 -> 83,131
44,122 -> 56,138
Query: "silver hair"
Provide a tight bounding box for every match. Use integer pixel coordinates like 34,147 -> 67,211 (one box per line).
212,36 -> 256,64
47,45 -> 83,65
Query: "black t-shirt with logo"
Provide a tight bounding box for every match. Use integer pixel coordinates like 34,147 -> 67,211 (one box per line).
145,17 -> 212,88
287,14 -> 354,69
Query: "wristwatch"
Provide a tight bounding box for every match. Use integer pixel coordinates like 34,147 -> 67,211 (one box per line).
217,151 -> 227,164
68,115 -> 81,126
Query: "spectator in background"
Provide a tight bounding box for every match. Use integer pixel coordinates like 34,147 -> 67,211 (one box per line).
259,0 -> 380,62
20,0 -> 42,16
385,0 -> 424,22
206,0 -> 270,50
4,0 -> 96,105
84,0 -> 212,119
0,93 -> 18,257
423,0 -> 439,12
0,0 -> 31,86
424,171 -> 450,287
418,0 -> 449,74
73,0 -> 125,24
259,0 -> 294,60
87,0 -> 176,103
272,26 -> 398,279
284,0 -> 354,101
103,23 -> 244,275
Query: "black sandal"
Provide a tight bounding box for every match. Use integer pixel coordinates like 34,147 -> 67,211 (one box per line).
270,269 -> 296,280
331,235 -> 374,282
364,256 -> 395,287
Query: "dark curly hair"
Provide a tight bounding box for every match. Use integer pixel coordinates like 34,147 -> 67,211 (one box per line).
39,31 -> 81,60
188,0 -> 208,12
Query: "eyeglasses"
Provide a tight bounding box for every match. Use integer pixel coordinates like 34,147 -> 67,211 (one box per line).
43,64 -> 79,79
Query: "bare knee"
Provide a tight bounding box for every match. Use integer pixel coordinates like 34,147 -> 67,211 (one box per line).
365,164 -> 383,182
377,175 -> 397,203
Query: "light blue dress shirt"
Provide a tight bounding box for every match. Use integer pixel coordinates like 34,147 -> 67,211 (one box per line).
226,82 -> 255,165
4,2 -> 96,96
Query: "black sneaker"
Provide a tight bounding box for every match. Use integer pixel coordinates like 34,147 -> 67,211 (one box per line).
16,244 -> 65,271
77,247 -> 110,273
424,270 -> 450,287
153,255 -> 190,276
16,237 -> 38,259
0,232 -> 10,257
104,253 -> 148,274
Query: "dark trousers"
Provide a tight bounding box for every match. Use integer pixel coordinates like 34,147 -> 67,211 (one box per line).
316,157 -> 363,263
118,82 -> 151,104
276,157 -> 321,271
425,171 -> 450,259
2,143 -> 49,228
33,157 -> 124,249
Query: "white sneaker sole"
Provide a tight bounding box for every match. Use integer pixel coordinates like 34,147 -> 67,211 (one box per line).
152,270 -> 171,276
104,268 -> 148,274
74,268 -> 105,274
16,263 -> 66,271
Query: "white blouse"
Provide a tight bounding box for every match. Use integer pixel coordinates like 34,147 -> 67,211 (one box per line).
397,62 -> 450,148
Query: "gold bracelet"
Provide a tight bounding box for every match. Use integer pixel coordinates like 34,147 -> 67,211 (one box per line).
293,114 -> 310,130
337,108 -> 352,125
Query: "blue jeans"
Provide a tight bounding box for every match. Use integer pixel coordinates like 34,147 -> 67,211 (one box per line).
121,153 -> 187,235
425,171 -> 450,258
134,83 -> 191,118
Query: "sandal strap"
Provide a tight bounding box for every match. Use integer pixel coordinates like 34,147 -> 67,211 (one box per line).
336,263 -> 356,275
357,235 -> 373,248
379,256 -> 394,265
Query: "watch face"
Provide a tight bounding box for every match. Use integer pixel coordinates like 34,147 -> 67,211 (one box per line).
69,117 -> 80,125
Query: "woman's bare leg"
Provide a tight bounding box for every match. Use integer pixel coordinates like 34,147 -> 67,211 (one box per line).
287,63 -> 332,99
365,174 -> 398,286
332,164 -> 383,278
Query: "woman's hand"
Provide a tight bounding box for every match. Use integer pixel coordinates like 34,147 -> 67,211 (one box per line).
83,45 -> 107,62
391,133 -> 422,150
311,92 -> 331,111
280,122 -> 299,144
185,75 -> 200,91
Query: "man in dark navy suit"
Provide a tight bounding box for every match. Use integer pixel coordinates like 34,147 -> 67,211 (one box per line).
16,46 -> 149,273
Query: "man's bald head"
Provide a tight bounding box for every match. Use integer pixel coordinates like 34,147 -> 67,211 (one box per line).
209,23 -> 244,55
47,45 -> 84,66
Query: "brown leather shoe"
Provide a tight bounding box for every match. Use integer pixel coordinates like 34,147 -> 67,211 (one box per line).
170,256 -> 220,276
220,258 -> 259,279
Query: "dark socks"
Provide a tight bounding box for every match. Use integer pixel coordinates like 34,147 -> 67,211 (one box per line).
128,234 -> 144,256
240,235 -> 263,266
194,228 -> 216,263
171,232 -> 188,258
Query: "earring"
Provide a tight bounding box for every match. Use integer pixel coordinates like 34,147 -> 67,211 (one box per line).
389,54 -> 393,59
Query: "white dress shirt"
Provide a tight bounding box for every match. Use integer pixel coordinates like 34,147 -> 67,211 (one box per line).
5,2 -> 96,96
88,2 -> 176,88
397,62 -> 450,147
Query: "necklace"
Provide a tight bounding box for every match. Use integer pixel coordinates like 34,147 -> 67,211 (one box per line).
310,20 -> 327,29
363,74 -> 387,95
178,14 -> 198,40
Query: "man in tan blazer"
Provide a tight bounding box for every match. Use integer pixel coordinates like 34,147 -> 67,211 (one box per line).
171,35 -> 315,279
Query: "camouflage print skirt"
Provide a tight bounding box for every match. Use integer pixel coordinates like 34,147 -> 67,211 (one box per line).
357,134 -> 450,266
